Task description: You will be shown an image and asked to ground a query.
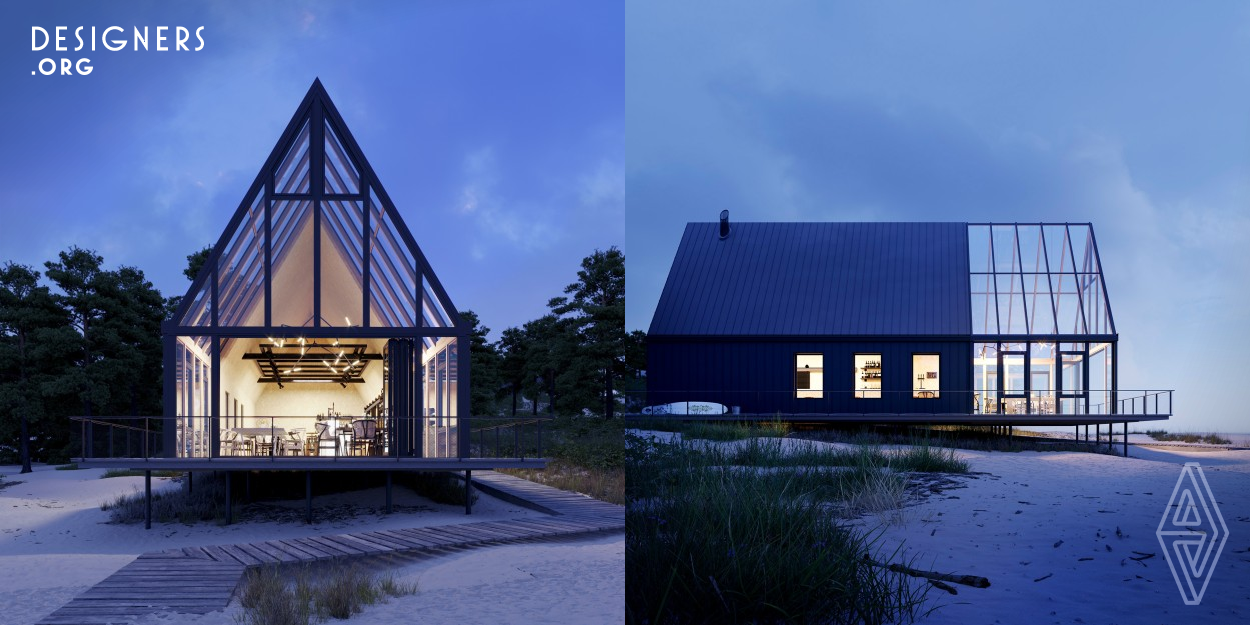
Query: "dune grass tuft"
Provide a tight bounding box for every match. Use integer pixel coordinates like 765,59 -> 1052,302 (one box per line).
235,564 -> 417,625
100,472 -> 224,524
1142,429 -> 1231,445
627,434 -> 950,624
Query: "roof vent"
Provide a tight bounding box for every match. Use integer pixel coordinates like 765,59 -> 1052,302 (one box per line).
719,210 -> 730,239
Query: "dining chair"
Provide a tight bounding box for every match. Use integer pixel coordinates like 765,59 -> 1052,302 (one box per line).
315,422 -> 336,456
285,431 -> 304,456
351,420 -> 376,456
220,430 -> 239,457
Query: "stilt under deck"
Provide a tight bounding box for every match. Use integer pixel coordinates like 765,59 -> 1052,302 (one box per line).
78,458 -> 545,529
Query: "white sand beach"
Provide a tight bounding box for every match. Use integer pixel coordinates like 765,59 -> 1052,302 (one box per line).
633,429 -> 1250,624
868,444 -> 1250,625
0,465 -> 622,625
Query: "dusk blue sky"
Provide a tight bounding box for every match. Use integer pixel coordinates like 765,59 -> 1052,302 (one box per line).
626,2 -> 1250,432
0,1 -> 623,340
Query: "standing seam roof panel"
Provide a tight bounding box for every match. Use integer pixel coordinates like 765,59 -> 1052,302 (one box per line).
649,222 -> 973,336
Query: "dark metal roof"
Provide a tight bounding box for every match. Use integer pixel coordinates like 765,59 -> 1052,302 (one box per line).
649,222 -> 972,337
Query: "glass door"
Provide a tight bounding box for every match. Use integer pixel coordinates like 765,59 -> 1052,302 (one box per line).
1058,346 -> 1088,414
998,346 -> 1028,414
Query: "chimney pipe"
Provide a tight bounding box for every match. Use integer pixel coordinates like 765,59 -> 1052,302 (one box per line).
719,210 -> 730,239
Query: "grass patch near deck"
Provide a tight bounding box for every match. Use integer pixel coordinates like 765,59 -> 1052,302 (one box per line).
640,417 -> 792,442
500,459 -> 625,505
627,433 -> 958,624
498,415 -> 625,505
1141,429 -> 1231,445
101,471 -> 224,524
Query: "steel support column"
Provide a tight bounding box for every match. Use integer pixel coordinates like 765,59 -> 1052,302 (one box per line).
144,470 -> 152,530
305,471 -> 312,524
225,471 -> 232,525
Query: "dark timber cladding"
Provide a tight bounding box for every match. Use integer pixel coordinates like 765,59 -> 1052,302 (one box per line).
644,219 -> 1170,431
648,222 -> 972,415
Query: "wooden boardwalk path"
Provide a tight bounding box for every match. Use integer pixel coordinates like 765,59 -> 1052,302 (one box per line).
466,470 -> 624,519
37,472 -> 623,625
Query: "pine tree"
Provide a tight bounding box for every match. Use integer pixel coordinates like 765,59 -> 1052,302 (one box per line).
0,263 -> 77,470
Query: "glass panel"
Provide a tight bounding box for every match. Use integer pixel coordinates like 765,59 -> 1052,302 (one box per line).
422,338 -> 459,458
1088,342 -> 1112,415
180,278 -> 213,327
423,276 -> 453,328
1043,225 -> 1073,273
270,200 -> 315,327
1051,273 -> 1084,334
968,225 -> 992,273
1030,342 -> 1055,413
324,120 -> 361,195
1015,225 -> 1044,274
1070,224 -> 1095,273
1061,351 -> 1085,396
176,337 -> 213,458
1079,274 -> 1106,334
320,199 -> 365,328
274,120 -> 312,194
217,190 -> 266,327
991,225 -> 1019,273
368,189 -> 417,327
996,273 -> 1027,334
912,354 -> 939,398
1001,352 -> 1026,396
446,339 -> 459,457
971,293 -> 996,334
854,354 -> 881,399
795,354 -> 823,399
1025,271 -> 1056,335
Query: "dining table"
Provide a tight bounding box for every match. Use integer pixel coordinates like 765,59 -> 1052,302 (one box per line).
231,427 -> 289,456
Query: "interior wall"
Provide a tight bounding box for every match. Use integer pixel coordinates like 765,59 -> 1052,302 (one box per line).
219,338 -> 265,425
218,336 -> 386,431
254,383 -> 368,420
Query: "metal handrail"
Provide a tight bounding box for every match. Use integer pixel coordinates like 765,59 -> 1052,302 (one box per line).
619,389 -> 1174,418
69,414 -> 549,462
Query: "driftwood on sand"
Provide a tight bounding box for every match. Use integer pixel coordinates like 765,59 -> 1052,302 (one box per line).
867,558 -> 991,588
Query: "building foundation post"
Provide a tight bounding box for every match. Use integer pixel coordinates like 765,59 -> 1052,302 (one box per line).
305,471 -> 312,524
144,470 -> 152,530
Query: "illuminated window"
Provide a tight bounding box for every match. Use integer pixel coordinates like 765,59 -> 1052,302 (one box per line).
795,354 -> 823,399
913,354 -> 940,398
855,354 -> 881,399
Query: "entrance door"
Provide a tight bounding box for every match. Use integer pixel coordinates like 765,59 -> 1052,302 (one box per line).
998,349 -> 1028,414
385,339 -> 421,457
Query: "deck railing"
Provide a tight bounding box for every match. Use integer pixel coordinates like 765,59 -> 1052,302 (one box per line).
619,389 -> 1173,419
68,415 -> 550,462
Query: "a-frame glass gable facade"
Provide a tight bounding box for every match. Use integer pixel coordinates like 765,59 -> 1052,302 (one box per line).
164,79 -> 468,461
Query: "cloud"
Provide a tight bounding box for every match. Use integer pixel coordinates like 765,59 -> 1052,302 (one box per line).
453,146 -> 561,255
579,160 -> 625,210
